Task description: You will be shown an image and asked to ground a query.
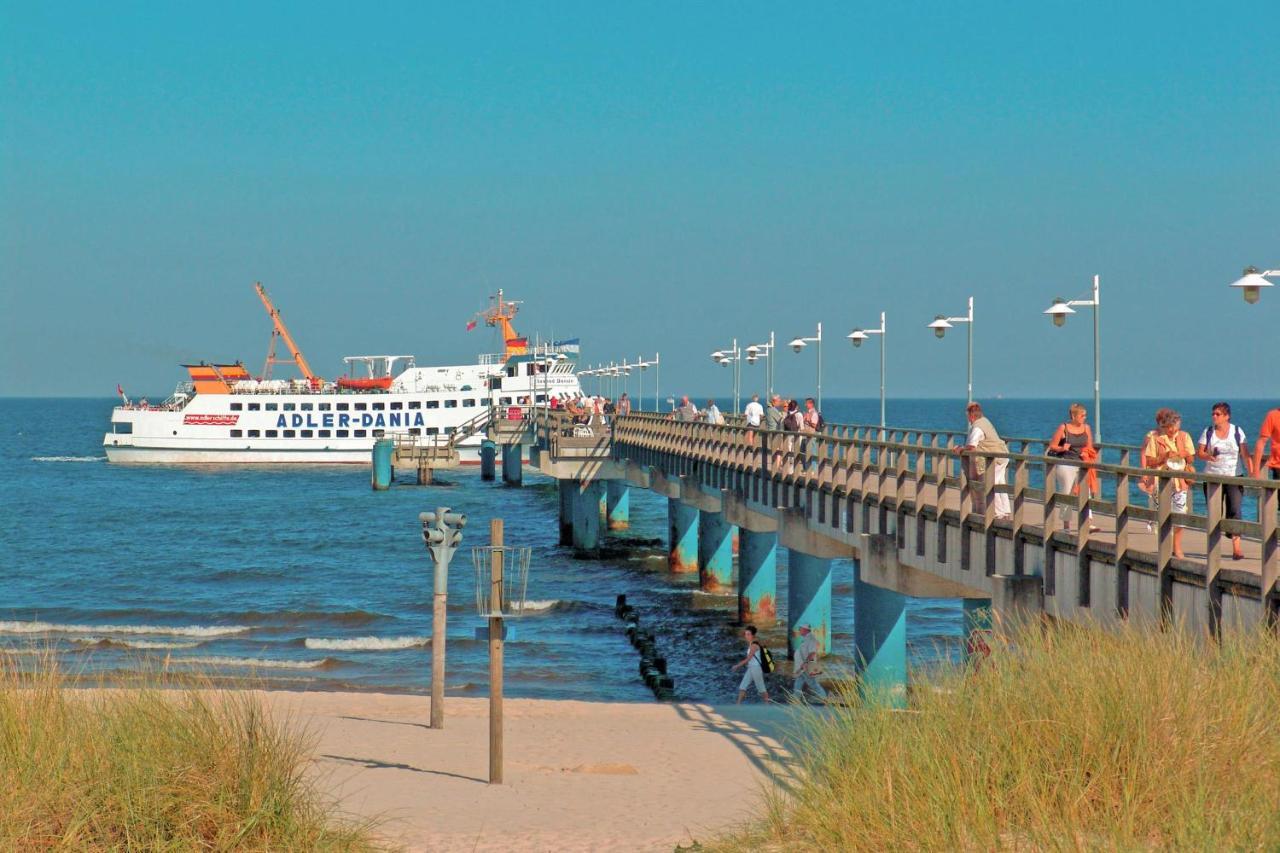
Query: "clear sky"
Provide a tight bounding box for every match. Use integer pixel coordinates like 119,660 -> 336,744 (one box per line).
2,2 -> 1276,400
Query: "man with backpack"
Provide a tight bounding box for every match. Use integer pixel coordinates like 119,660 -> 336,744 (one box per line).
1197,402 -> 1254,561
803,397 -> 825,432
731,625 -> 773,703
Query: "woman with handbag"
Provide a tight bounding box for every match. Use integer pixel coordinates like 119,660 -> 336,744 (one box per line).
1143,408 -> 1196,559
1046,403 -> 1098,532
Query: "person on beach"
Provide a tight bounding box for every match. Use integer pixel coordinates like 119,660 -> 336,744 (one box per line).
675,395 -> 699,422
617,392 -> 631,417
1143,408 -> 1196,559
1198,402 -> 1253,560
953,402 -> 1011,518
1046,403 -> 1099,532
1255,404 -> 1280,481
731,625 -> 772,703
792,625 -> 827,702
744,394 -> 764,445
704,399 -> 724,425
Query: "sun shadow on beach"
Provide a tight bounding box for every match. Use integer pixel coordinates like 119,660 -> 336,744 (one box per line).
672,702 -> 805,793
335,714 -> 432,731
319,754 -> 486,784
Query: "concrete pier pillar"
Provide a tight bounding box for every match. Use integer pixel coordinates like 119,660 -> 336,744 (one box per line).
572,479 -> 605,558
738,529 -> 777,625
853,559 -> 908,707
557,479 -> 575,546
501,443 -> 522,487
371,438 -> 394,491
697,511 -> 735,593
667,498 -> 699,574
606,480 -> 630,531
963,598 -> 993,664
787,551 -> 832,657
416,464 -> 433,485
480,440 -> 496,481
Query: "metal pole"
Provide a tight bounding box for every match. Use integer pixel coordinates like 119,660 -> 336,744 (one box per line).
489,518 -> 504,785
1093,274 -> 1101,443
816,322 -> 823,412
879,311 -> 886,430
655,353 -> 660,412
966,297 -> 974,403
430,539 -> 447,730
768,332 -> 775,402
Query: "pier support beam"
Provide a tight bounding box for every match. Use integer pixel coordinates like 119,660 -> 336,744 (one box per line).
667,499 -> 699,574
572,480 -> 605,559
738,529 -> 777,626
853,557 -> 908,707
371,438 -> 393,491
787,551 -> 832,657
606,481 -> 630,531
500,443 -> 522,487
416,464 -> 433,486
480,440 -> 496,481
963,598 -> 993,664
557,479 -> 575,546
697,511 -> 735,593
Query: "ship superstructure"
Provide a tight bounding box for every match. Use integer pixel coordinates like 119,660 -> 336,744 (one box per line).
104,286 -> 581,464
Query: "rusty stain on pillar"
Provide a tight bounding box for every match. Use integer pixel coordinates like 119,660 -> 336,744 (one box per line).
697,510 -> 735,593
668,498 -> 698,574
738,528 -> 777,625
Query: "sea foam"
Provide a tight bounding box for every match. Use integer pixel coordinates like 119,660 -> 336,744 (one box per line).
30,456 -> 106,462
167,656 -> 335,670
304,636 -> 428,651
71,637 -> 203,650
0,620 -> 250,638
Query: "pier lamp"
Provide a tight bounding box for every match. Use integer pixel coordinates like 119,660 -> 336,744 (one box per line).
1228,266 -> 1277,304
632,353 -> 659,412
1041,275 -> 1101,440
926,297 -> 974,403
847,311 -> 886,429
744,331 -> 775,402
788,323 -> 823,411
709,339 -> 742,413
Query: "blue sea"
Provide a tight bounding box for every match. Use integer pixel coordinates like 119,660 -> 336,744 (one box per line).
1,397 -> 1272,701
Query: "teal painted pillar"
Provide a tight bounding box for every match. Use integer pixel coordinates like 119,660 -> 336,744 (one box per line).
371,438 -> 394,491
501,443 -> 522,487
697,511 -> 735,593
853,559 -> 908,707
738,529 -> 777,626
787,551 -> 832,656
572,479 -> 604,558
667,498 -> 698,574
606,481 -> 630,531
963,598 -> 993,665
557,479 -> 575,546
480,440 -> 496,481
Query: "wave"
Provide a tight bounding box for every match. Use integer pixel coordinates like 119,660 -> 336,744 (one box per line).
30,455 -> 105,462
166,656 -> 338,671
70,637 -> 203,650
0,620 -> 249,638
217,610 -> 387,627
304,636 -> 428,651
520,599 -> 560,613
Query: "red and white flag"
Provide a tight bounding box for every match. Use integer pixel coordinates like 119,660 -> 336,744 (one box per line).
465,320 -> 478,331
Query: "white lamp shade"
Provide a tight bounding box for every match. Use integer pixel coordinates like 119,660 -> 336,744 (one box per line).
847,330 -> 870,342
788,338 -> 807,349
927,316 -> 953,330
1043,302 -> 1076,317
1229,271 -> 1274,292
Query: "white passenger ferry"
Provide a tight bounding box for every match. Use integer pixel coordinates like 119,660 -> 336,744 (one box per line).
104,286 -> 582,464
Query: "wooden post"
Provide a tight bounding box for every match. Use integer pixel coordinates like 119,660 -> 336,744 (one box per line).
489,518 -> 504,785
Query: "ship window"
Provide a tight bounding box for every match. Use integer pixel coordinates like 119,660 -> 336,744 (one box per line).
318,429 -> 331,438
336,429 -> 349,438
372,402 -> 385,410
409,428 -> 421,436
248,429 -> 260,438
247,403 -> 260,411
301,429 -> 313,438
283,429 -> 296,438
408,401 -> 421,409
336,402 -> 349,411
444,426 -> 456,435
301,403 -> 313,411
283,403 -> 296,411
426,400 -> 439,409
230,403 -> 242,411
354,429 -> 367,438
500,397 -> 513,406
318,402 -> 331,411
444,399 -> 458,409
355,403 -> 367,411
390,401 -> 402,410
265,403 -> 278,411
462,399 -> 476,408
506,366 -> 517,377
266,429 -> 278,438
373,429 -> 385,438
536,394 -> 547,403
426,427 -> 439,435
230,429 -> 243,438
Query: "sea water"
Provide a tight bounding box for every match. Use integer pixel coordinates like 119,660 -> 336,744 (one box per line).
1,397 -> 1271,701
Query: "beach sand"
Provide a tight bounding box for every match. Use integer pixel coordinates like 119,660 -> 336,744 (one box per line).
262,691 -> 802,852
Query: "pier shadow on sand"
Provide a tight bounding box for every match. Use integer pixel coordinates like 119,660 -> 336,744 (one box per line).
672,702 -> 807,793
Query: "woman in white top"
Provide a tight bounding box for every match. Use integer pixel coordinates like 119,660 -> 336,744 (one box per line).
1196,402 -> 1254,560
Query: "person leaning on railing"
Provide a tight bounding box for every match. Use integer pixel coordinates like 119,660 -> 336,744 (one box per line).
1143,408 -> 1196,560
1046,402 -> 1098,532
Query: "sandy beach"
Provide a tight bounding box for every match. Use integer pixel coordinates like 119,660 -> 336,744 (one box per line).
262,691 -> 803,851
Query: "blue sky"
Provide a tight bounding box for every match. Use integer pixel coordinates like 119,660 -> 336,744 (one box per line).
2,2 -> 1276,399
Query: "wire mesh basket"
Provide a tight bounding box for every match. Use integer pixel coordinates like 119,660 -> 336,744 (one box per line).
471,545 -> 532,618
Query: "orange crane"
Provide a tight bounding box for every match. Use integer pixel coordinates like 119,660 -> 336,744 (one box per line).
254,282 -> 323,387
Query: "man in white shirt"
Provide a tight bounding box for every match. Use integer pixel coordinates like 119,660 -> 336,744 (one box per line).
792,625 -> 827,701
704,399 -> 723,425
952,402 -> 1011,518
744,394 -> 764,427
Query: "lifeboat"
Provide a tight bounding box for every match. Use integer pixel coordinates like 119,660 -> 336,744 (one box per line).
336,376 -> 393,390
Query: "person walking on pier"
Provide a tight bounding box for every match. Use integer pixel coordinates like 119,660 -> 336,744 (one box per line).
1197,402 -> 1253,561
803,397 -> 824,432
1046,403 -> 1098,532
792,625 -> 827,702
732,625 -> 772,704
744,394 -> 764,445
765,395 -> 784,431
704,399 -> 724,425
954,403 -> 1011,518
1144,408 -> 1195,560
676,395 -> 699,422
617,392 -> 631,417
1255,404 -> 1280,481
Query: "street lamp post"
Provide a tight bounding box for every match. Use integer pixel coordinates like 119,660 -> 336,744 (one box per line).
848,311 -> 886,430
788,323 -> 823,411
927,297 -> 974,402
1044,274 -> 1102,441
746,331 -> 775,403
710,339 -> 742,414
1228,266 -> 1277,304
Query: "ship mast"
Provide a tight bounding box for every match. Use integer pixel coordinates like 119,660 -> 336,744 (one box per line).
254,282 -> 323,387
479,289 -> 528,359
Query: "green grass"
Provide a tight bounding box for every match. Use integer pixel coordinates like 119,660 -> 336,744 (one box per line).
0,653 -> 384,850
712,620 -> 1280,851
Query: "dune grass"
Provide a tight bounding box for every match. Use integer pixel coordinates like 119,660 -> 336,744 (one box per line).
713,620 -> 1280,851
0,653 -> 383,850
